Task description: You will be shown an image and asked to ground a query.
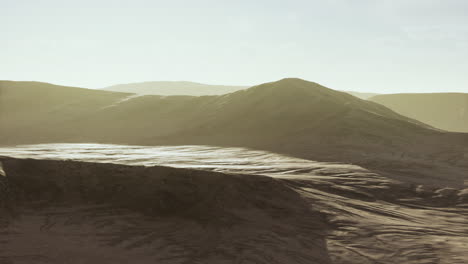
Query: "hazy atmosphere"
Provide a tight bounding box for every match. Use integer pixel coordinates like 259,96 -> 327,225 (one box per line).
2,1 -> 468,263
2,0 -> 468,93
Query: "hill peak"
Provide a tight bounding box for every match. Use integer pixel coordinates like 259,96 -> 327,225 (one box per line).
246,78 -> 346,100
267,78 -> 322,88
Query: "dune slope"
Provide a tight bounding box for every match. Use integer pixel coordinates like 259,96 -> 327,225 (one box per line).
0,157 -> 330,264
1,156 -> 467,263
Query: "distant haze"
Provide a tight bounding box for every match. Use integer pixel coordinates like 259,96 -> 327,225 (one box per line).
2,0 -> 468,93
103,81 -> 248,96
370,93 -> 468,132
103,81 -> 379,99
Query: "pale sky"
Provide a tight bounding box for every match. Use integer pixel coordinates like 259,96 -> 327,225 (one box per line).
1,0 -> 468,93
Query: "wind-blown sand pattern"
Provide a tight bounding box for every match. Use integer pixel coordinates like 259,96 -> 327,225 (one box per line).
1,144 -> 467,263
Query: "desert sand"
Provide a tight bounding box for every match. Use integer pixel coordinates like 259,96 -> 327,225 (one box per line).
0,146 -> 467,263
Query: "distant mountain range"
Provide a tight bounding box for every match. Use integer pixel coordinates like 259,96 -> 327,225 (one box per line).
103,81 -> 247,96
370,93 -> 468,133
102,81 -> 379,99
2,78 -> 467,186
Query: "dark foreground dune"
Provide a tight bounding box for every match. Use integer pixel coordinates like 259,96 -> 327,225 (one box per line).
0,157 -> 330,264
1,157 -> 467,264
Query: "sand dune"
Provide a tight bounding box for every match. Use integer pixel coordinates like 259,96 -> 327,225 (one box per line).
1,154 -> 467,263
0,157 -> 331,264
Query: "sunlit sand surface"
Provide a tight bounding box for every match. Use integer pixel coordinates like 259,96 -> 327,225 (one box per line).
1,144 -> 467,263
0,143 -> 365,178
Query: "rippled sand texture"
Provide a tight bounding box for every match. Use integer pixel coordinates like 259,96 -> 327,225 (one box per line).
1,144 -> 468,263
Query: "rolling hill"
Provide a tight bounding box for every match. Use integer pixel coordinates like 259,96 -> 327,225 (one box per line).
1,78 -> 428,148
370,93 -> 468,133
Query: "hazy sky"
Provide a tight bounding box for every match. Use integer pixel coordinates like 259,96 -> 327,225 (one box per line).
2,0 -> 468,93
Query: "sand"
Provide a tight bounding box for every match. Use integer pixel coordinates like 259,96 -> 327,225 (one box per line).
0,157 -> 467,263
